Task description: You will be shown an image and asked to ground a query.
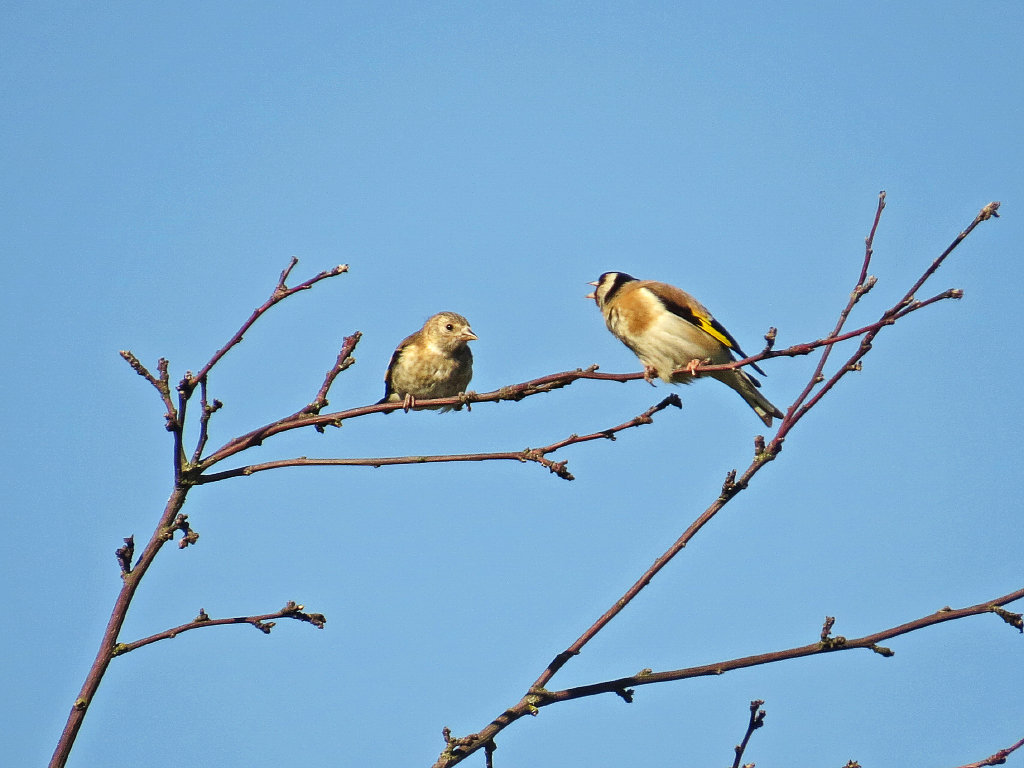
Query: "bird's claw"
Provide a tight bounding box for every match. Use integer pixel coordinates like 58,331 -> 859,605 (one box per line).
684,358 -> 703,376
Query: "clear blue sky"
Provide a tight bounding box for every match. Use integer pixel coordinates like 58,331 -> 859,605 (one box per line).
3,3 -> 1021,766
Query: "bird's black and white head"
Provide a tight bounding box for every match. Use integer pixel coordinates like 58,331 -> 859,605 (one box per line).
586,272 -> 637,309
422,311 -> 477,353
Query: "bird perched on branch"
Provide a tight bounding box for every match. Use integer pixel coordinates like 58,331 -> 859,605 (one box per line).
586,271 -> 783,427
379,311 -> 477,412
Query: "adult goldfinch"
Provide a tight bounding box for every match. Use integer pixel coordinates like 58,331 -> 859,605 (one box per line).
379,311 -> 477,412
587,272 -> 783,427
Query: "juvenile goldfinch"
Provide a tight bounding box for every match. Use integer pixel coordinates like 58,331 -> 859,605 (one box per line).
587,272 -> 784,427
379,311 -> 477,412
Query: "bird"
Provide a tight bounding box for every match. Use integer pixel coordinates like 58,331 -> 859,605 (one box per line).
586,271 -> 784,427
379,311 -> 477,412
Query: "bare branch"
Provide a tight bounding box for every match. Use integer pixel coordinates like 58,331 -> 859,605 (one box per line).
194,395 -> 683,484
951,736 -> 1024,768
547,587 -> 1024,700
432,587 -> 1024,766
111,601 -> 326,657
428,198 -> 1005,768
304,331 -> 362,427
197,365 -> 652,471
119,352 -> 177,430
182,260 -> 349,397
731,699 -> 766,768
190,377 -> 224,464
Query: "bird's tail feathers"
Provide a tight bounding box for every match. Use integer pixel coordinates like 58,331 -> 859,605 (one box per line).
715,370 -> 784,428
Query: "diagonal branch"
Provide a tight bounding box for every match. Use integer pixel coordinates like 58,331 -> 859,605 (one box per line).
111,601 -> 326,657
540,587 -> 1024,704
181,259 -> 349,398
427,198 -> 1003,768
194,395 -> 682,484
952,736 -> 1024,768
303,331 -> 362,423
432,588 -> 1023,767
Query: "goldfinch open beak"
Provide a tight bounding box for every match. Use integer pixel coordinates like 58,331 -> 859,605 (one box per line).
584,280 -> 598,300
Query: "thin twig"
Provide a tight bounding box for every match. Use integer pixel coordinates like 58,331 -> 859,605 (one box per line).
119,352 -> 178,430
731,700 -> 766,768
182,260 -> 349,397
951,736 -> 1024,768
304,331 -> 362,426
112,601 -> 326,656
428,199 -> 1003,768
432,587 -> 1024,767
194,395 -> 683,484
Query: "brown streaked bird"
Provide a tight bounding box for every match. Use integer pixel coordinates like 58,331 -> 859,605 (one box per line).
379,311 -> 477,412
586,271 -> 783,427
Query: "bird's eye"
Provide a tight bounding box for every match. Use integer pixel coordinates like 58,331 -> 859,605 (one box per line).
445,324 -> 454,331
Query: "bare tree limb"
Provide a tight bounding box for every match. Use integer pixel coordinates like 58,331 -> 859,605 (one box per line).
111,601 -> 326,657
427,199 -> 1005,768
731,699 -> 766,768
952,736 -> 1024,768
194,395 -> 682,483
432,587 -> 1024,767
182,260 -> 350,396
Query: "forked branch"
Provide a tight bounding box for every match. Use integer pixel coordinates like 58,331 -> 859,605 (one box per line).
428,198 -> 1004,768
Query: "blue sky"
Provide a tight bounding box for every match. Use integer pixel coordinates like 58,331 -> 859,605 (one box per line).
3,3 -> 1022,766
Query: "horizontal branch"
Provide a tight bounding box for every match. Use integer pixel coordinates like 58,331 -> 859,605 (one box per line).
195,395 -> 682,484
198,282 -> 968,475
111,601 -> 326,657
197,365 -> 652,471
541,586 -> 1024,703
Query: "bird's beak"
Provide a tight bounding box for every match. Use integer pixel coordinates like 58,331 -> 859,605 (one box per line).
584,281 -> 598,300
462,329 -> 478,342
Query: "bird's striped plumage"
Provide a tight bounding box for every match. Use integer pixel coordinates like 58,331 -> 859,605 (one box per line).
588,272 -> 782,426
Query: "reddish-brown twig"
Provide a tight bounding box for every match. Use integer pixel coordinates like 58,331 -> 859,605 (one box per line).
111,601 -> 326,657
427,198 -> 1003,768
952,736 -> 1024,768
194,395 -> 682,484
432,588 -> 1024,767
183,259 -> 349,396
731,700 -> 766,768
50,261 -> 348,768
304,331 -> 362,425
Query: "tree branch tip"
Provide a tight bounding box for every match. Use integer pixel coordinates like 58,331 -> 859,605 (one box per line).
820,616 -> 837,642
115,535 -> 135,576
980,201 -> 1001,220
253,620 -> 275,634
990,605 -> 1023,632
870,644 -> 895,657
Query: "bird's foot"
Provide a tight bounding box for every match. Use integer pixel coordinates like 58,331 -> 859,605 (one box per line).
643,365 -> 658,386
684,358 -> 705,376
402,394 -> 416,412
